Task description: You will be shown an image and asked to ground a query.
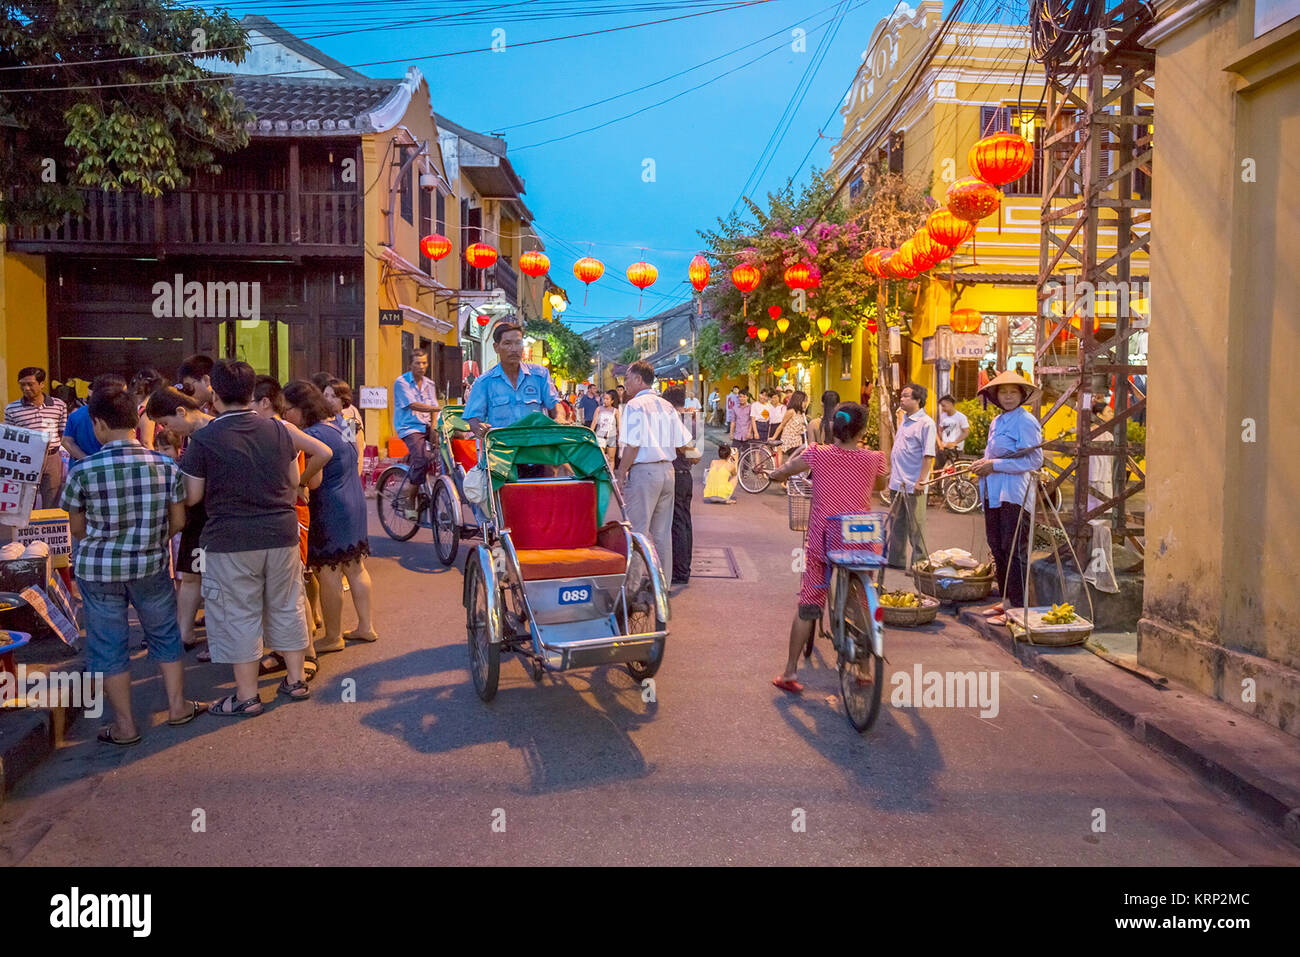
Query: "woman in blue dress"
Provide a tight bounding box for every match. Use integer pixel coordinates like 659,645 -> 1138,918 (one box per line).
283,381 -> 379,646
970,369 -> 1043,625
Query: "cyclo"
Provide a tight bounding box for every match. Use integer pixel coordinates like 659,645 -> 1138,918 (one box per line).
460,413 -> 670,702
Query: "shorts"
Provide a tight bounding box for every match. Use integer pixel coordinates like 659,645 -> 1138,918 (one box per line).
201,545 -> 309,664
80,567 -> 183,676
797,553 -> 829,620
404,431 -> 431,485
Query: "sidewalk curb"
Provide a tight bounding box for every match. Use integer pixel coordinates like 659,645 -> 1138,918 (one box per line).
0,703 -> 79,804
957,608 -> 1300,847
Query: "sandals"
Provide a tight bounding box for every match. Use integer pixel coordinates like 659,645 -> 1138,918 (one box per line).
208,694 -> 264,717
258,652 -> 287,676
772,676 -> 804,695
97,727 -> 142,746
196,648 -> 212,663
315,637 -> 346,655
277,678 -> 311,702
166,700 -> 208,726
343,630 -> 379,643
303,656 -> 319,683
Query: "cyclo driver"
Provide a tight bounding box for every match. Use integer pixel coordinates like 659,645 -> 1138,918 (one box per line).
392,349 -> 440,519
463,322 -> 561,478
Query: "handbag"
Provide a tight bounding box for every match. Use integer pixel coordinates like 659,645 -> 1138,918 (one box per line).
462,462 -> 491,505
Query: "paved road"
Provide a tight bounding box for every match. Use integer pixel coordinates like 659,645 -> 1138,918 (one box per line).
0,469 -> 1294,866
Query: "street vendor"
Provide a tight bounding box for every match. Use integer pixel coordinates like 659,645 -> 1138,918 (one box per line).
970,369 -> 1043,625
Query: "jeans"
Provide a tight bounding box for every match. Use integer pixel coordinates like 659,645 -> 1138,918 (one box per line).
886,491 -> 928,569
671,464 -> 693,583
80,566 -> 182,676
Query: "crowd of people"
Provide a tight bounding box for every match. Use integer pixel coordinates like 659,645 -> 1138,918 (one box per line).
5,357 -> 377,743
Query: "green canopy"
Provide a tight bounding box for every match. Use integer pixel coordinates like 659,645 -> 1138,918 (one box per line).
485,413 -> 614,519
437,405 -> 471,434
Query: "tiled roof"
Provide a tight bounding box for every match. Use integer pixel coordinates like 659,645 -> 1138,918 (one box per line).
229,75 -> 411,136
584,302 -> 697,365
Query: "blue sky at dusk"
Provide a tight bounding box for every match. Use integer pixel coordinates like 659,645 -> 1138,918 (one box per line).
207,0 -> 905,330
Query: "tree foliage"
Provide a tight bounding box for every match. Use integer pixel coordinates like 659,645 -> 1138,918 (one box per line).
696,165 -> 934,379
524,318 -> 593,384
617,345 -> 641,365
0,0 -> 254,225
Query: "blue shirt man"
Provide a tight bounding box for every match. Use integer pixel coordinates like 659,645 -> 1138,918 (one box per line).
463,323 -> 560,434
576,385 -> 601,427
63,404 -> 103,458
392,353 -> 440,441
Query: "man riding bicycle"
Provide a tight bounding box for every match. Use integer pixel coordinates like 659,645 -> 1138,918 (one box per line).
393,350 -> 440,519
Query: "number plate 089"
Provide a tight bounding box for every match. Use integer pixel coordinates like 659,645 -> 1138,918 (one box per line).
559,586 -> 592,605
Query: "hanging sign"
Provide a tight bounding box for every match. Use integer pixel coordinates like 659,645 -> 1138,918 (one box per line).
922,336 -> 936,363
379,309 -> 404,327
888,326 -> 902,357
0,425 -> 47,526
359,387 -> 388,410
953,333 -> 987,359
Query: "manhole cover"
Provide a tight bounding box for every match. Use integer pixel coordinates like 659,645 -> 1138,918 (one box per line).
691,546 -> 738,579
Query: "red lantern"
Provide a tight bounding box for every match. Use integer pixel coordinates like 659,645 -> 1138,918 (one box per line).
895,240 -> 924,277
626,261 -> 658,311
783,262 -> 816,290
421,233 -> 451,261
913,228 -> 953,269
465,242 -> 498,269
519,250 -> 550,278
950,308 -> 982,333
573,256 -> 605,304
969,132 -> 1034,187
688,254 -> 711,292
731,263 -> 761,316
746,324 -> 758,338
476,313 -> 490,327
926,207 -> 978,248
866,318 -> 878,334
878,250 -> 903,280
862,247 -> 891,277
767,305 -> 781,320
946,177 -> 1002,222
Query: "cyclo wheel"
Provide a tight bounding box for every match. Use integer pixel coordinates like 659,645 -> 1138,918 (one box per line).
377,467 -> 420,541
945,475 -> 981,513
465,559 -> 500,702
431,482 -> 461,566
624,548 -> 665,681
737,445 -> 773,494
835,572 -> 884,733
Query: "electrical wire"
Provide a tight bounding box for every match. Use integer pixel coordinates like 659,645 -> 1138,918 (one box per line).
0,0 -> 774,93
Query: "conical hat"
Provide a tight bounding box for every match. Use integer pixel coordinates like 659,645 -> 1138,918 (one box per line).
978,369 -> 1039,406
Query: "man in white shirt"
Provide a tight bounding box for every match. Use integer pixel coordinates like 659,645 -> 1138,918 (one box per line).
707,389 -> 720,424
767,391 -> 787,435
617,361 -> 692,581
936,394 -> 970,470
752,390 -> 773,442
682,387 -> 702,442
887,383 -> 937,569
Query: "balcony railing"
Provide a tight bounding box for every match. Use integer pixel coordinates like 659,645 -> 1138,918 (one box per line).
459,259 -> 518,306
7,187 -> 361,253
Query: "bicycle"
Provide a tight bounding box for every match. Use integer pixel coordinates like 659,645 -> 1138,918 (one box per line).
376,429 -> 434,542
738,440 -> 801,494
819,513 -> 889,733
878,452 -> 980,513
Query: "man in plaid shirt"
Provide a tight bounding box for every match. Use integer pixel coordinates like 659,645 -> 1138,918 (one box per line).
61,386 -> 206,745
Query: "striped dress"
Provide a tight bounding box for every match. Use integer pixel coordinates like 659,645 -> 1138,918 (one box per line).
796,444 -> 886,608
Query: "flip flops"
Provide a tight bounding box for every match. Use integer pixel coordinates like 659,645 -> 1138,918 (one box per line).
97,727 -> 142,746
343,630 -> 379,643
772,676 -> 804,694
166,700 -> 208,726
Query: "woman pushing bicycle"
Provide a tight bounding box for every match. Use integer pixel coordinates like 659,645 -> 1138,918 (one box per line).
762,402 -> 886,693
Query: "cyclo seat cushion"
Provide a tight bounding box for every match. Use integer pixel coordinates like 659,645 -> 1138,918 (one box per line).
500,481 -> 625,581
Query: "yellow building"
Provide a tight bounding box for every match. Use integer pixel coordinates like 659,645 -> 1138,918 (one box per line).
1136,0 -> 1300,737
817,0 -> 1151,428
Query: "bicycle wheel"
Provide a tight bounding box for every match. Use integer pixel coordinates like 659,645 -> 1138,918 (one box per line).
376,467 -> 420,541
737,446 -> 773,494
836,574 -> 884,733
431,482 -> 461,566
465,558 -> 500,702
944,476 -> 981,513
624,548 -> 666,681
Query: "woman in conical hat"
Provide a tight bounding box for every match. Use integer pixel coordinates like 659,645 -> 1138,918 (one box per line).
971,369 -> 1043,625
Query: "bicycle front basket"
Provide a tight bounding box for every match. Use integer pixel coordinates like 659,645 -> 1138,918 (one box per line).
787,475 -> 812,532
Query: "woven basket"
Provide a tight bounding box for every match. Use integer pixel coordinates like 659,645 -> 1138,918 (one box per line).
787,476 -> 812,532
911,566 -> 996,602
1005,607 -> 1093,646
880,594 -> 941,627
